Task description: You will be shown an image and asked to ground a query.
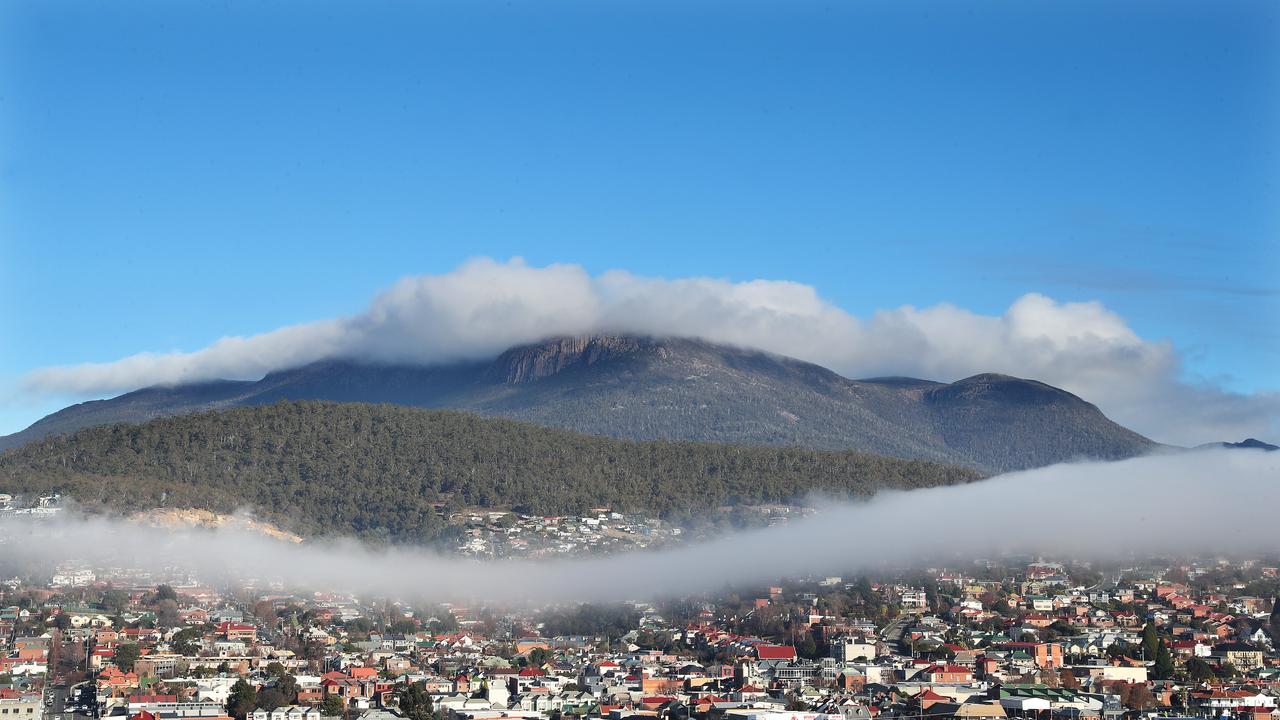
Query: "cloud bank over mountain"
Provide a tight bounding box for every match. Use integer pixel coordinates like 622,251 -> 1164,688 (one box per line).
22,257 -> 1278,446
0,449 -> 1275,604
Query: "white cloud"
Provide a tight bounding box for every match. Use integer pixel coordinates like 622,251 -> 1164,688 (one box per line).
21,257 -> 1279,446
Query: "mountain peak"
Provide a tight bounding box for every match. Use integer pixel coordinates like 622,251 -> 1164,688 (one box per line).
0,335 -> 1157,472
938,372 -> 1089,407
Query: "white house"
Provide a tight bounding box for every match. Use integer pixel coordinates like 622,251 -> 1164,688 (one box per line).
251,706 -> 321,720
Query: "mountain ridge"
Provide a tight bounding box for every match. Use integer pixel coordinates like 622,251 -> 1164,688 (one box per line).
2,334 -> 1158,473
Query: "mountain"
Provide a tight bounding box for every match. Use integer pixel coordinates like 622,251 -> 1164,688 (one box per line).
0,335 -> 1157,473
0,401 -> 980,542
1198,438 -> 1279,452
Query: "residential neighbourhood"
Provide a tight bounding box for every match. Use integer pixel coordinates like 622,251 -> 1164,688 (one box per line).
0,554 -> 1276,720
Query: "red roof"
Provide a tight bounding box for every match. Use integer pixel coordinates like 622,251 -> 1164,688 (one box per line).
755,644 -> 798,660
518,667 -> 546,677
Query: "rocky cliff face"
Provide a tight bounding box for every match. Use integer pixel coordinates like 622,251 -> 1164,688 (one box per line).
488,335 -> 656,384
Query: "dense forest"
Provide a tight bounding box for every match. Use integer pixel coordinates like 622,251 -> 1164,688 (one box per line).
0,401 -> 980,543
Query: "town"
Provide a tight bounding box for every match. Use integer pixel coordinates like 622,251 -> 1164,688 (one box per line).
0,552 -> 1276,720
2,495 -> 810,560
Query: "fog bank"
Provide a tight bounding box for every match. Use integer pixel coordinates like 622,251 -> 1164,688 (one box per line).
1,449 -> 1275,604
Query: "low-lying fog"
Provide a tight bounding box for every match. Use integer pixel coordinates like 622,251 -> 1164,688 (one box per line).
1,448 -> 1275,604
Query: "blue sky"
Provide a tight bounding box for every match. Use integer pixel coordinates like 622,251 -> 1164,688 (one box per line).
1,0 -> 1277,437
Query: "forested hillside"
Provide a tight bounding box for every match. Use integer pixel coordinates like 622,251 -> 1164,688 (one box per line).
0,401 -> 981,543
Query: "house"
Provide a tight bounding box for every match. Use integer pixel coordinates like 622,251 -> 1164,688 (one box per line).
832,637 -> 878,662
251,706 -> 321,720
1001,642 -> 1063,669
755,645 -> 798,661
928,702 -> 1008,719
902,591 -> 929,610
0,695 -> 41,719
99,665 -> 141,691
924,665 -> 975,684
1213,642 -> 1265,672
1192,690 -> 1277,714
135,655 -> 182,679
217,622 -> 256,642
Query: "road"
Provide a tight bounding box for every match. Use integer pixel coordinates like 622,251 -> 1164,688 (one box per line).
54,683 -> 96,720
44,631 -> 94,720
44,684 -> 67,720
880,615 -> 913,656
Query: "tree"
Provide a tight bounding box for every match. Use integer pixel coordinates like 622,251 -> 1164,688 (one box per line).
1152,639 -> 1175,680
319,694 -> 345,717
1185,657 -> 1215,683
1141,623 -> 1159,662
227,679 -> 258,720
796,632 -> 819,660
276,675 -> 299,704
265,662 -> 286,678
344,618 -> 373,635
154,585 -> 179,604
114,644 -> 141,672
389,619 -> 417,635
1107,640 -> 1136,659
528,647 -> 550,667
398,681 -> 434,720
254,600 -> 278,624
103,589 -> 130,616
1126,683 -> 1155,711
256,689 -> 288,712
157,599 -> 180,627
1059,670 -> 1080,690
172,627 -> 203,656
